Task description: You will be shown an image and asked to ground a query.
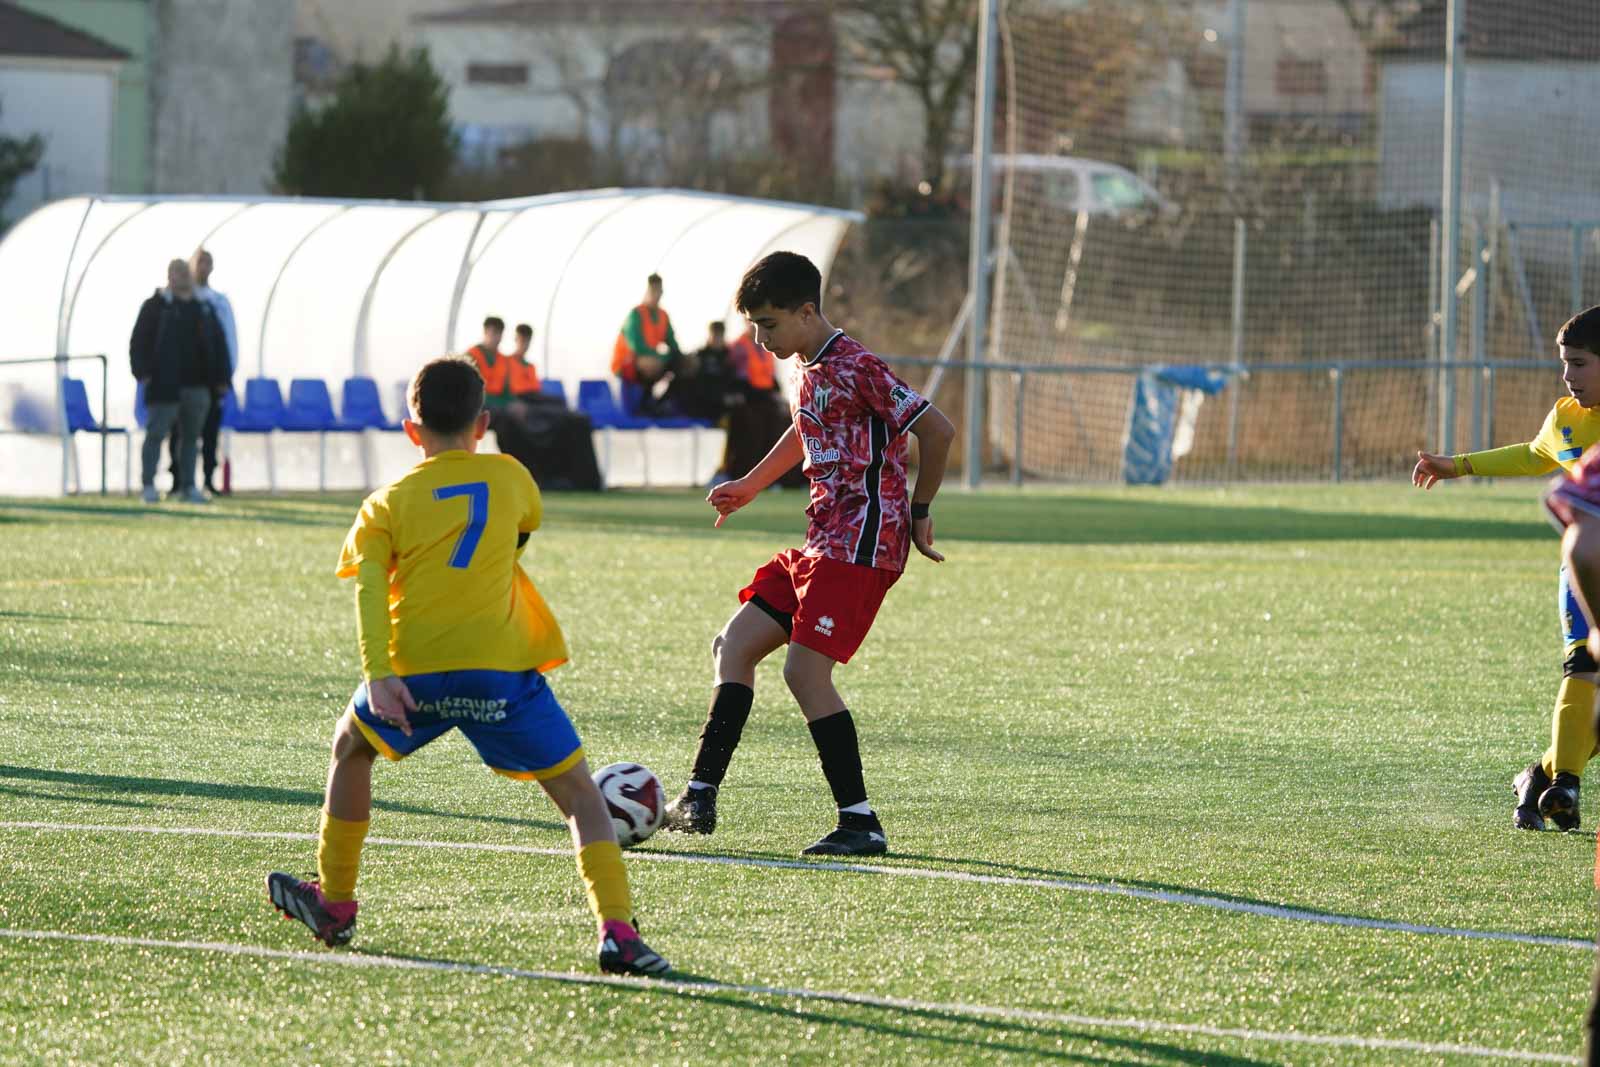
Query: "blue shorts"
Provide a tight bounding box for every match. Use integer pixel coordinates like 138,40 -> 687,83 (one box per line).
349,669 -> 583,781
1561,565 -> 1591,649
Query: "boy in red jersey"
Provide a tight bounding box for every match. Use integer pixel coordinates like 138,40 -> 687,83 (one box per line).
1542,452 -> 1600,1065
662,251 -> 956,856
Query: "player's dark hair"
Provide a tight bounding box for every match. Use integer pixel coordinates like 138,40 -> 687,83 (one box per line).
647,273 -> 663,288
736,251 -> 822,314
408,357 -> 484,436
482,315 -> 504,332
709,320 -> 725,334
515,323 -> 532,340
1558,306 -> 1600,357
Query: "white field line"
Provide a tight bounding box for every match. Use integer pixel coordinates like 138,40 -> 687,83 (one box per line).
0,820 -> 1591,951
0,927 -> 1577,1065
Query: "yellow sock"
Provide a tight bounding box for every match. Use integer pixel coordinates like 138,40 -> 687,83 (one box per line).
576,841 -> 633,927
1541,677 -> 1598,778
317,810 -> 369,902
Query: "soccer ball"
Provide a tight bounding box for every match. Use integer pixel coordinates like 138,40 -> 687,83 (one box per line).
593,762 -> 665,848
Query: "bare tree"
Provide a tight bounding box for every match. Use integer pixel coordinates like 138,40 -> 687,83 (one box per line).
832,0 -> 981,186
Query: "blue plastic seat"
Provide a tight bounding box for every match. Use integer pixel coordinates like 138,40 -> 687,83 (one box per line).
578,380 -> 648,429
539,380 -> 567,407
234,378 -> 285,432
339,377 -> 400,431
62,377 -> 132,494
283,379 -> 353,433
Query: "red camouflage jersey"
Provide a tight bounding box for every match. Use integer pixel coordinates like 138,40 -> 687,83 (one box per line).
792,331 -> 932,572
1546,446 -> 1600,530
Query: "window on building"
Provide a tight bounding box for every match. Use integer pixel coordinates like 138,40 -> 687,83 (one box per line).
467,63 -> 529,86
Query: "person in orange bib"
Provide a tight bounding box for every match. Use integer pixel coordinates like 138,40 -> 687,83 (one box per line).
611,274 -> 683,414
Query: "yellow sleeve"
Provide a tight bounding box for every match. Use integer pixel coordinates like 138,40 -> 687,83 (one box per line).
1458,404 -> 1562,477
354,557 -> 394,681
336,496 -> 396,680
1456,442 -> 1557,478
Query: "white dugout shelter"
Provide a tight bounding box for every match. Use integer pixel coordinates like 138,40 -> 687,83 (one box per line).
0,189 -> 860,495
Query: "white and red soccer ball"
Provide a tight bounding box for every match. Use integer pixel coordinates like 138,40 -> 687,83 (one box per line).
592,762 -> 664,848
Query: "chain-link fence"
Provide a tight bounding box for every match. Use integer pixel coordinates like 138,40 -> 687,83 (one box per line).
954,0 -> 1600,482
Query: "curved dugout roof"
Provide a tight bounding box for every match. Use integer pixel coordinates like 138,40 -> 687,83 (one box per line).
0,189 -> 861,425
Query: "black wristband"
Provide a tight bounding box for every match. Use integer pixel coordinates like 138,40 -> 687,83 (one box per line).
910,502 -> 930,520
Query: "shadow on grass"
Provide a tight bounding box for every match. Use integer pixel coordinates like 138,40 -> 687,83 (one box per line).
544,491 -> 1551,547
0,765 -> 562,833
0,610 -> 200,629
0,784 -> 159,809
363,948 -> 1276,1065
0,498 -> 350,528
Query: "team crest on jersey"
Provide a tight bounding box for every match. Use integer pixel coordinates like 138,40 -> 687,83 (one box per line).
889,384 -> 920,420
813,382 -> 832,415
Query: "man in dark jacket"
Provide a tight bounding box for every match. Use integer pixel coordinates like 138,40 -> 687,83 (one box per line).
131,259 -> 230,503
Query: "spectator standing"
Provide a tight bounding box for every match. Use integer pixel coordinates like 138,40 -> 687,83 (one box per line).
131,259 -> 229,503
611,273 -> 682,415
168,248 -> 237,495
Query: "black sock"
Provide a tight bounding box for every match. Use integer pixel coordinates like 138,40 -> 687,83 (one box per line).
688,683 -> 754,788
807,709 -> 872,818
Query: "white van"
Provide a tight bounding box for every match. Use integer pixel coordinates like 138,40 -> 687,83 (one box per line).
948,154 -> 1172,217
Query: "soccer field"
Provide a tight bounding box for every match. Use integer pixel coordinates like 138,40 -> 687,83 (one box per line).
0,484 -> 1593,1065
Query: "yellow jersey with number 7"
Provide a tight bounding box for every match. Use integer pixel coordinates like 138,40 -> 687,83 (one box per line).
336,451 -> 568,679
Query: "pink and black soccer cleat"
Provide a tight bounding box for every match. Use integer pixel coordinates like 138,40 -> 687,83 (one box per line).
266,872 -> 358,947
598,919 -> 670,976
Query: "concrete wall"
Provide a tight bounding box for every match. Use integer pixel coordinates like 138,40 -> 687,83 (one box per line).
1378,60 -> 1600,225
0,60 -> 118,218
149,0 -> 294,194
11,0 -> 151,196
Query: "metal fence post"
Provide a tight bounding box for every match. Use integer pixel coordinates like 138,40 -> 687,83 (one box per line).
1331,365 -> 1343,483
1228,217 -> 1246,476
1011,370 -> 1024,487
1484,362 -> 1496,448
1471,226 -> 1488,450
1573,223 -> 1585,314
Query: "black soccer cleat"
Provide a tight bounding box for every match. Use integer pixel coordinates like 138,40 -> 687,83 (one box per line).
1538,772 -> 1582,831
598,919 -> 671,976
266,872 -> 358,947
1512,762 -> 1550,831
801,824 -> 888,857
662,786 -> 717,835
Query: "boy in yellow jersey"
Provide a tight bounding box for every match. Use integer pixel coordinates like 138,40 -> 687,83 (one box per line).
265,356 -> 668,976
1413,305 -> 1600,832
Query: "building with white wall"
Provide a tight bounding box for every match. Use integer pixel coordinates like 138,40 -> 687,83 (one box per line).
0,2 -> 126,220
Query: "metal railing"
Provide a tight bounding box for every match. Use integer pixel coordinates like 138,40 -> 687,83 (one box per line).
0,354 -> 115,495
885,355 -> 1556,485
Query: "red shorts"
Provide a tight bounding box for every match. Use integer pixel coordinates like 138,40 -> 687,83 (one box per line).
739,549 -> 900,664
1546,452 -> 1600,530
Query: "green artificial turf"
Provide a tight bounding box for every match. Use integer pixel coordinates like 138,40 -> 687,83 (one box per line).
0,483 -> 1592,1064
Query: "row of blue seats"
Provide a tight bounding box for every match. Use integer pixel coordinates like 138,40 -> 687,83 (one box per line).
107,378 -> 709,433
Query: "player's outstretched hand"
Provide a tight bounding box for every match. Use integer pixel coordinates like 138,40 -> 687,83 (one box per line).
1412,451 -> 1460,490
912,516 -> 944,563
707,478 -> 758,528
368,675 -> 418,737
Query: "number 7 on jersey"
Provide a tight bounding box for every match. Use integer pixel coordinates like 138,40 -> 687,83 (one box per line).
433,481 -> 489,568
